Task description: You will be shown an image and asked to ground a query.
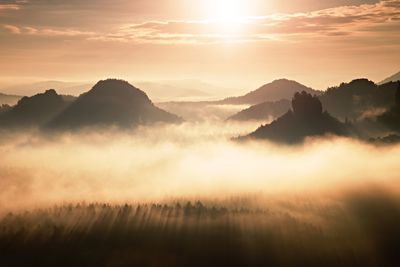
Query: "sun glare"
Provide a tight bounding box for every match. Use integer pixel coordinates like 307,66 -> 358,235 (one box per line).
203,0 -> 249,34
213,0 -> 246,23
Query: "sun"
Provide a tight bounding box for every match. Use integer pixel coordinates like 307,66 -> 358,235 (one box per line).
215,0 -> 246,23
205,0 -> 248,23
202,0 -> 249,35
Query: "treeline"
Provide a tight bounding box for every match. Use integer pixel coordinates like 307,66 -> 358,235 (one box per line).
1,193 -> 400,267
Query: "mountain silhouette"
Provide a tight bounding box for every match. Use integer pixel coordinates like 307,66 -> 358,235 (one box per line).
379,71 -> 400,85
227,99 -> 290,121
319,79 -> 398,120
244,91 -> 348,143
377,82 -> 400,132
47,79 -> 182,129
0,104 -> 12,115
0,89 -> 68,128
218,79 -> 320,105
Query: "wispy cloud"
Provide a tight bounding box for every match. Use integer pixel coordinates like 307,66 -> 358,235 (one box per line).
2,24 -> 95,37
3,24 -> 20,33
0,4 -> 19,10
1,0 -> 399,44
100,0 -> 400,44
0,0 -> 27,11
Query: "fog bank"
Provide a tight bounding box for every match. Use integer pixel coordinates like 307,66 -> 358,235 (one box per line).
0,122 -> 399,213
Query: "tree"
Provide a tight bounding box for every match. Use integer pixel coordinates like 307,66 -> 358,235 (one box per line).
292,91 -> 322,117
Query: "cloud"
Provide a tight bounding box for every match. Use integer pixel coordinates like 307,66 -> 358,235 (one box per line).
0,0 -> 398,87
0,4 -> 19,11
36,28 -> 95,37
1,123 -> 400,212
1,0 -> 399,44
101,0 -> 400,44
3,24 -> 20,33
0,0 -> 27,11
2,24 -> 95,37
0,4 -> 19,10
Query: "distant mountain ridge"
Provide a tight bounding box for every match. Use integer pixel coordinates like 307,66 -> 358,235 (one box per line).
227,99 -> 290,122
0,79 -> 182,130
1,79 -> 229,102
229,78 -> 399,123
218,79 -> 321,105
379,71 -> 400,85
0,92 -> 22,106
1,81 -> 90,96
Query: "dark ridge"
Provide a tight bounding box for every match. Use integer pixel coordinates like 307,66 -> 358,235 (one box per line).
376,82 -> 400,132
0,89 -> 68,128
320,79 -> 398,120
244,91 -> 348,143
47,79 -> 182,129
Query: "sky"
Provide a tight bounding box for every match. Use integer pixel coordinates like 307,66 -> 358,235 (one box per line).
0,0 -> 399,91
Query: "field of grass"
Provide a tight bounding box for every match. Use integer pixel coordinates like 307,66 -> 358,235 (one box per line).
1,190 -> 399,267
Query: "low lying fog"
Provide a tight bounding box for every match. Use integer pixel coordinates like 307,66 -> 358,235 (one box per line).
1,122 -> 400,213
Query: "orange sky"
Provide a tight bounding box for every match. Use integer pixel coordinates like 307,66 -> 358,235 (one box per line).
0,0 -> 399,91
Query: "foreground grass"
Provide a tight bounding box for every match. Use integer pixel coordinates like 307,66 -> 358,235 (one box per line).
0,191 -> 399,267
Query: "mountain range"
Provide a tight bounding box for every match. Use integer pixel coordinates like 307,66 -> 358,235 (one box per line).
0,79 -> 181,129
217,79 -> 321,105
1,75 -> 399,143
0,89 -> 69,128
228,78 -> 399,123
159,79 -> 321,121
47,79 -> 181,129
320,79 -> 398,120
244,91 -> 348,143
243,81 -> 400,144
